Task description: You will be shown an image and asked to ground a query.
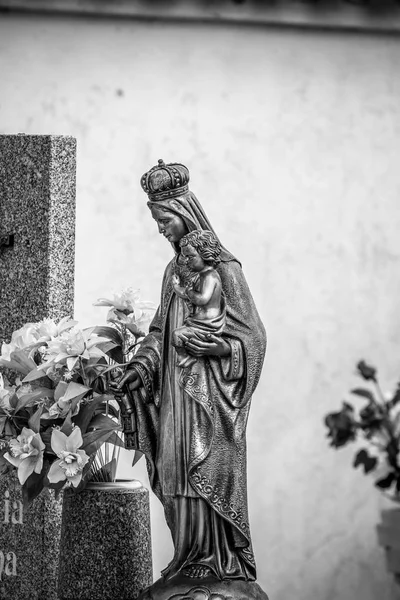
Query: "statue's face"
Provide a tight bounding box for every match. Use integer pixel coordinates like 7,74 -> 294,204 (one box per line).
181,244 -> 205,273
151,208 -> 188,243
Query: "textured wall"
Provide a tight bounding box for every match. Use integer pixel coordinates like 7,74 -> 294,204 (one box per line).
1,12 -> 400,600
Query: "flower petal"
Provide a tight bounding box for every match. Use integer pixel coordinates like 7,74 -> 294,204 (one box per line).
33,453 -> 44,475
18,456 -> 37,485
66,427 -> 83,452
47,460 -> 67,484
76,448 -> 89,468
55,381 -> 69,402
66,356 -> 79,371
51,429 -> 68,456
68,472 -> 83,488
4,452 -> 21,468
31,433 -> 45,453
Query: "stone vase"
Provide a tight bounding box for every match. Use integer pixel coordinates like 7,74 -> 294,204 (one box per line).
0,471 -> 63,600
377,505 -> 400,583
58,480 -> 153,600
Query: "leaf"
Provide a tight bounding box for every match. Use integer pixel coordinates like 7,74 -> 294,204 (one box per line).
54,381 -> 69,401
90,326 -> 123,348
28,405 -> 43,434
125,322 -> 146,338
46,479 -> 67,493
9,392 -> 19,409
106,432 -> 126,449
13,393 -> 40,414
62,382 -> 91,403
104,346 -> 124,364
132,450 -> 143,467
14,387 -> 54,414
81,429 -> 115,456
60,410 -> 74,436
92,458 -> 117,482
88,414 -> 121,432
0,416 -> 7,435
23,368 -> 51,384
21,471 -> 46,507
73,395 -> 108,434
375,472 -> 396,489
351,388 -> 376,403
353,449 -> 378,474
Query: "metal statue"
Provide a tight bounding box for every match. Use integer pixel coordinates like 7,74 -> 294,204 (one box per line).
111,160 -> 267,595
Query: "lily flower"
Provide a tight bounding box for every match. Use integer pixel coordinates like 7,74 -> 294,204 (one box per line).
47,427 -> 89,488
38,326 -> 109,374
43,381 -> 90,420
94,288 -> 155,321
1,323 -> 40,361
0,318 -> 76,363
4,428 -> 45,484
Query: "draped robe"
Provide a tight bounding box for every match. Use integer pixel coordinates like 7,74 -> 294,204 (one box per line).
127,193 -> 266,580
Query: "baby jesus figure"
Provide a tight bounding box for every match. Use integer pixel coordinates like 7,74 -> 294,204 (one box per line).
172,229 -> 226,368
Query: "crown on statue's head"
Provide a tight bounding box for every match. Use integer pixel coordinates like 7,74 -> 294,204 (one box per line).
141,159 -> 190,201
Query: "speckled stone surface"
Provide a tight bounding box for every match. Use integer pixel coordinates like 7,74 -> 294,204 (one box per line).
0,471 -> 63,600
0,134 -> 76,598
137,574 -> 269,600
0,134 -> 76,340
58,483 -> 153,600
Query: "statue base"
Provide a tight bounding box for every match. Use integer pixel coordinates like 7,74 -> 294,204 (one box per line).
136,573 -> 269,600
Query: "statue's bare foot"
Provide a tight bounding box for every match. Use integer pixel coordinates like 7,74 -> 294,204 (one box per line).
182,565 -> 212,579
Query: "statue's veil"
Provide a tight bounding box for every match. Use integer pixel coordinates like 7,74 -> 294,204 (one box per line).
148,191 -> 238,264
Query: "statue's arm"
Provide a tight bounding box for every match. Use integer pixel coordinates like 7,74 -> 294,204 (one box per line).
186,274 -> 216,306
220,338 -> 245,380
126,305 -> 163,402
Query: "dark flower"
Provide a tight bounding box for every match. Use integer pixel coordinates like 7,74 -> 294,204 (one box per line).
359,402 -> 384,431
353,448 -> 378,473
356,360 -> 377,382
375,472 -> 396,490
324,402 -> 357,448
387,383 -> 400,409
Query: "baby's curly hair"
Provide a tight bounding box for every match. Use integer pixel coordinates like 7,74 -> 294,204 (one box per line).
180,230 -> 221,266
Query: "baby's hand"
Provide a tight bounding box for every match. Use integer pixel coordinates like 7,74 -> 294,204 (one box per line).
172,274 -> 180,286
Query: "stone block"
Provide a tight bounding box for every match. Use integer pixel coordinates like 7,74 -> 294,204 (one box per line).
58,481 -> 153,600
0,472 -> 63,599
0,134 -> 76,340
0,133 -> 76,599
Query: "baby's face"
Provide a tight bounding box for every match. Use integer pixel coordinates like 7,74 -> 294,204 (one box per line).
182,244 -> 205,272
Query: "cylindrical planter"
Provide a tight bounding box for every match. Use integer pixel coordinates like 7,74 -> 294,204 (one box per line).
0,471 -> 63,600
58,480 -> 153,600
377,506 -> 400,583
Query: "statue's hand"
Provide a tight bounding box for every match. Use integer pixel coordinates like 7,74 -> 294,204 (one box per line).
172,274 -> 180,286
181,333 -> 231,358
109,368 -> 142,395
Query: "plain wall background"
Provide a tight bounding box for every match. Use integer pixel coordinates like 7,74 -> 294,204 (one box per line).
2,11 -> 400,599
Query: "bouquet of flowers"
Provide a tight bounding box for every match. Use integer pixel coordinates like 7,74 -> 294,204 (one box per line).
324,360 -> 400,502
0,289 -> 155,505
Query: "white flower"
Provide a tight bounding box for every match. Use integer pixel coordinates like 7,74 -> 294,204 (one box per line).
39,326 -> 109,373
94,288 -> 155,322
1,323 -> 39,361
47,427 -> 89,488
4,428 -> 45,484
43,381 -> 90,420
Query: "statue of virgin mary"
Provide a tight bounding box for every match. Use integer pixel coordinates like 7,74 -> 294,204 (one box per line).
112,160 -> 266,584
